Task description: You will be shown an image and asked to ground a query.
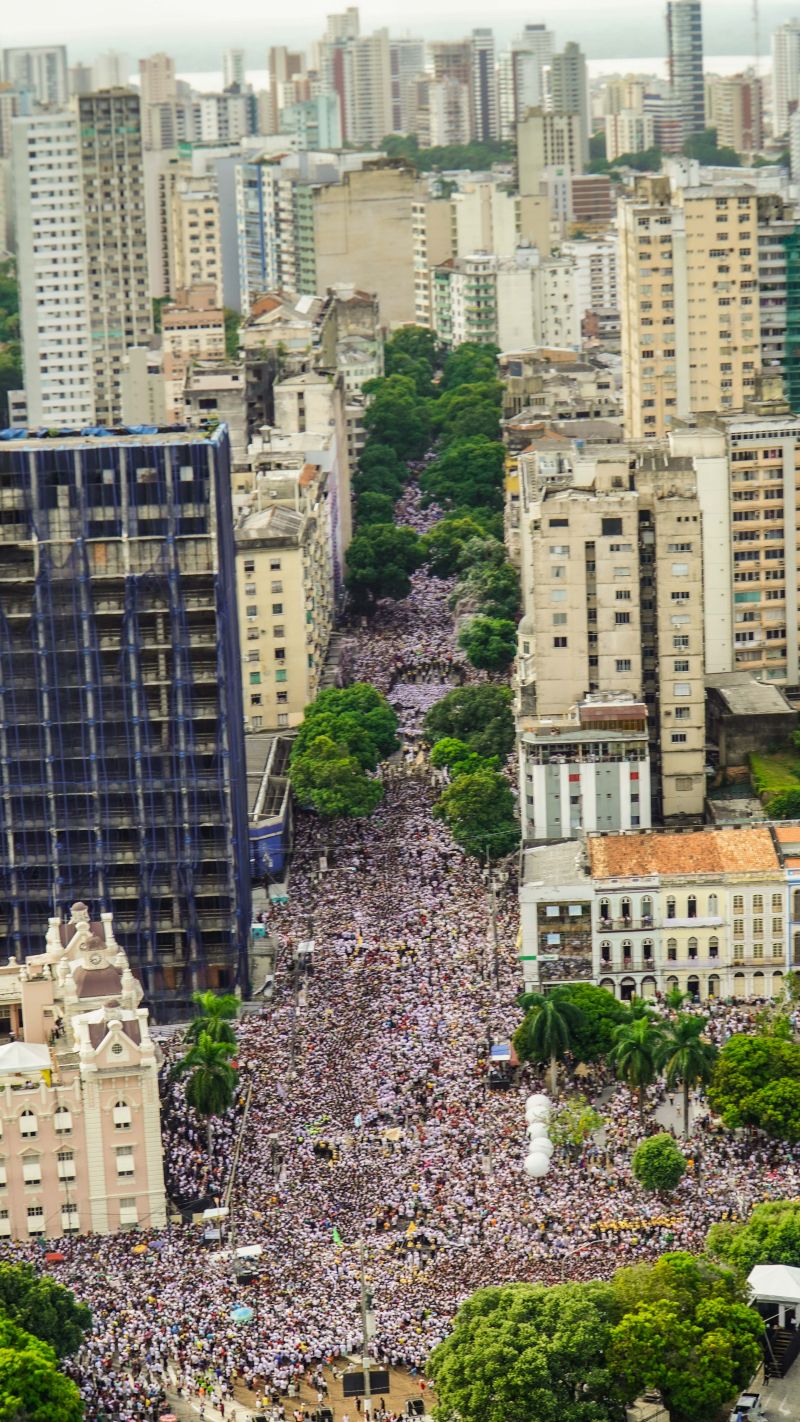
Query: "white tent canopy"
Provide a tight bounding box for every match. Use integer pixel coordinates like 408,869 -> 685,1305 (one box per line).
0,1042 -> 50,1074
748,1264 -> 800,1306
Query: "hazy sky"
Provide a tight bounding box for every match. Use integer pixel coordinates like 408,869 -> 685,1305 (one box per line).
1,0 -> 790,64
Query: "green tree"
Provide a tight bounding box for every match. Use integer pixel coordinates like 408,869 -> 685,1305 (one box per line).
513,989 -> 585,1096
0,1316 -> 83,1422
434,766 -> 518,861
553,984 -> 631,1063
421,515 -> 491,577
610,1296 -> 762,1422
631,1133 -> 687,1194
458,616 -> 517,672
708,1032 -> 800,1139
383,351 -> 434,398
185,990 -> 240,1047
345,523 -> 423,612
223,307 -> 241,358
290,735 -> 384,818
423,684 -> 515,761
427,1280 -> 629,1422
440,341 -> 499,390
766,786 -> 800,818
420,437 -> 506,513
384,324 -> 438,370
429,738 -> 498,777
665,984 -> 689,1013
549,1094 -> 604,1152
682,126 -> 741,167
707,1201 -> 800,1274
293,683 -> 399,771
430,382 -> 503,444
0,1264 -> 90,1359
609,1016 -> 664,1127
452,562 -> 520,621
362,374 -> 430,458
612,1251 -> 744,1318
355,490 -> 397,527
658,1014 -> 716,1137
171,1030 -> 239,1163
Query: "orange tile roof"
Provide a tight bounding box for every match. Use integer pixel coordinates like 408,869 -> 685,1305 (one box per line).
588,827 -> 779,880
773,825 -> 800,843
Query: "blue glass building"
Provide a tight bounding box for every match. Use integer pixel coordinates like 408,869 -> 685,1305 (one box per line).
0,424 -> 250,1016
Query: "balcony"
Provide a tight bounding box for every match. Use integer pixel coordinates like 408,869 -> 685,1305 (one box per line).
598,916 -> 654,932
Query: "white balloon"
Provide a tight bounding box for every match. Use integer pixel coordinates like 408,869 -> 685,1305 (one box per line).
523,1152 -> 550,1178
527,1121 -> 550,1140
526,1093 -> 551,1111
535,1137 -> 555,1157
525,1102 -> 551,1124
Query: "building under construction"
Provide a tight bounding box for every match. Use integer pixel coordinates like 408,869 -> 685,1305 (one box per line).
0,423 -> 250,1017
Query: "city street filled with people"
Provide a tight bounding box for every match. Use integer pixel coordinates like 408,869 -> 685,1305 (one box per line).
2,482 -> 800,1421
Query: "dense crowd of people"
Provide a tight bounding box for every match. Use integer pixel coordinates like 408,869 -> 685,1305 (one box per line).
1,481 -> 798,1419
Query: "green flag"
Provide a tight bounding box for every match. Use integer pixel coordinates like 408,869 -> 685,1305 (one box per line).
332,1226 -> 343,1246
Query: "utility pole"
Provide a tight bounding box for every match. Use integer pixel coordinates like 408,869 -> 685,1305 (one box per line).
359,1236 -> 372,1418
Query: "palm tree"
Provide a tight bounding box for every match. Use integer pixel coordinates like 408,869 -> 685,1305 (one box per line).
609,1016 -> 664,1129
658,1013 -> 717,1138
664,985 -> 689,1014
184,990 -> 240,1047
171,1032 -> 239,1164
513,990 -> 584,1096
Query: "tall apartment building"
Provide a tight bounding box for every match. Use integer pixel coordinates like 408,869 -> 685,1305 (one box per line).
223,49 -> 246,91
265,47 -> 306,134
0,427 -> 250,1016
772,19 -> 800,137
545,43 -> 590,163
236,461 -> 335,732
0,902 -> 166,1240
606,109 -> 655,163
138,52 -> 177,149
171,176 -> 222,303
471,29 -> 499,143
313,162 -> 417,325
517,109 -> 585,196
409,75 -> 471,148
162,283 -> 226,422
389,38 -> 425,134
12,112 -> 95,426
2,46 -> 68,107
320,26 -> 392,146
516,444 -> 706,827
498,25 -> 555,138
705,71 -> 763,155
78,91 -> 152,425
619,177 -> 765,440
666,0 -> 705,141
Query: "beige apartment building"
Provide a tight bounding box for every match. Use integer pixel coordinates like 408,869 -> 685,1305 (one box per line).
162,284 -> 226,422
517,109 -> 585,196
0,902 -> 165,1241
314,162 -> 417,326
516,444 -> 706,824
171,176 -> 222,304
235,462 -> 335,732
618,176 -> 796,441
78,89 -> 153,425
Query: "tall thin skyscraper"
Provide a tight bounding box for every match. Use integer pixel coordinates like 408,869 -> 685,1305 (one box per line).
666,0 -> 705,141
546,41 -> 590,162
471,29 -> 499,142
2,46 -> 68,106
0,426 -> 251,1015
772,19 -> 800,137
78,90 -> 152,425
223,48 -> 246,90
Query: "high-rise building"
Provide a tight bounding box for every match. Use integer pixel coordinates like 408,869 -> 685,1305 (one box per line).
409,75 -> 471,148
171,175 -> 222,303
471,29 -> 498,142
619,174 -> 800,441
2,46 -> 68,107
321,26 -> 392,146
772,18 -> 800,137
265,47 -> 306,134
389,38 -> 425,134
517,108 -> 584,194
12,111 -> 95,426
138,52 -> 176,106
705,71 -> 763,154
92,52 -> 131,91
666,0 -> 704,141
605,108 -> 655,162
78,90 -> 152,424
223,49 -> 246,91
546,42 -> 590,163
0,426 -> 250,1015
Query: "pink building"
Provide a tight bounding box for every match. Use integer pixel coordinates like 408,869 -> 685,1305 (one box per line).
0,903 -> 166,1241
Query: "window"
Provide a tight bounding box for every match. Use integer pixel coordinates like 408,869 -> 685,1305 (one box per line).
600,941 -> 611,963
667,938 -> 677,961
753,894 -> 763,912
119,1198 -> 139,1227
753,918 -> 763,936
600,898 -> 611,923
27,1206 -> 45,1235
709,936 -> 719,959
277,692 -> 288,704
249,672 -> 261,685
602,517 -> 623,536
615,612 -> 631,625
733,895 -> 743,912
250,695 -> 262,707
272,603 -> 283,615
276,669 -> 287,683
269,560 -> 282,571
244,559 -> 255,573
614,566 -> 631,579
675,707 -> 690,721
113,1101 -> 132,1130
773,942 -> 784,959
734,919 -> 744,938
62,1203 -> 79,1233
54,1108 -> 72,1134
277,713 -> 289,727
553,636 -> 568,648
671,563 -> 689,576
666,897 -> 676,920
271,581 -> 283,594
20,1111 -> 37,1138
116,1146 -> 134,1178
616,658 -> 632,673
674,682 -> 691,697
22,1157 -> 41,1185
0,1161 -> 6,1188
708,894 -> 718,915
688,937 -> 698,960
676,777 -> 694,792
244,582 -> 256,596
57,1150 -> 76,1180
246,605 -> 257,620
552,613 -> 567,626
616,590 -> 631,601
671,732 -> 687,743
773,916 -> 783,934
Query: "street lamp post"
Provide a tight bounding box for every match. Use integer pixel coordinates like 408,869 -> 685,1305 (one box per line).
359,1237 -> 373,1417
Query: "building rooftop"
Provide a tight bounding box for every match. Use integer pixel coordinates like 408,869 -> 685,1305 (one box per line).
237,505 -> 304,540
522,840 -> 590,888
588,826 -> 780,880
706,671 -> 796,717
0,424 -> 224,448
